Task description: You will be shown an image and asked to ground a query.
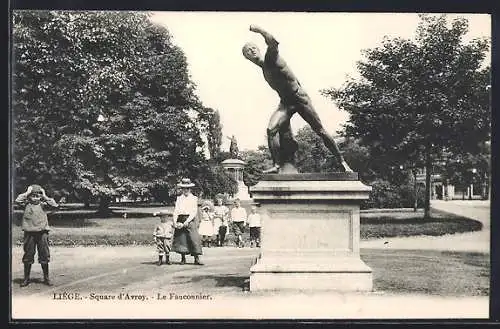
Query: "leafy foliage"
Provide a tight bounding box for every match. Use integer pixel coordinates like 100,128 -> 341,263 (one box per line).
240,146 -> 273,187
322,14 -> 490,216
438,141 -> 490,199
293,126 -> 372,177
294,126 -> 341,172
362,179 -> 426,210
12,11 -> 223,211
192,163 -> 238,200
198,107 -> 223,161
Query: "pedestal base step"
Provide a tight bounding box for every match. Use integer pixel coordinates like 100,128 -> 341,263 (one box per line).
250,257 -> 373,292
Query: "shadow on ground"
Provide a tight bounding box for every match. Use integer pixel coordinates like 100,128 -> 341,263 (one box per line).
12,211 -> 153,227
12,278 -> 46,284
175,275 -> 250,290
140,261 -> 194,266
361,216 -> 482,226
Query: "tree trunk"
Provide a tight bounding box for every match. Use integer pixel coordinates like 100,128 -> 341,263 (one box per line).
97,196 -> 113,217
424,153 -> 432,219
413,170 -> 418,212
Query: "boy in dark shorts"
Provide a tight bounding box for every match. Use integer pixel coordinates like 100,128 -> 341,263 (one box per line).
15,184 -> 59,287
152,212 -> 175,265
247,204 -> 262,248
230,198 -> 247,248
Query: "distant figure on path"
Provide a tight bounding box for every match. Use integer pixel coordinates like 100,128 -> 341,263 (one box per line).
242,24 -> 352,174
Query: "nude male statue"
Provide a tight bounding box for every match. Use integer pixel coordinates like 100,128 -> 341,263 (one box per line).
242,25 -> 352,173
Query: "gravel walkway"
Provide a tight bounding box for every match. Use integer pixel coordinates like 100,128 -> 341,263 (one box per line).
361,200 -> 490,253
11,200 -> 491,319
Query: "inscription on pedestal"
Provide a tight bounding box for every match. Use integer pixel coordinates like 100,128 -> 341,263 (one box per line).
263,209 -> 352,251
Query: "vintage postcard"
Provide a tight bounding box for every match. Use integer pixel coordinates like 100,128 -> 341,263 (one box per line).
9,10 -> 491,320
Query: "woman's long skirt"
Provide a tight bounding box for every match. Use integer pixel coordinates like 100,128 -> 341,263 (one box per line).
172,215 -> 203,255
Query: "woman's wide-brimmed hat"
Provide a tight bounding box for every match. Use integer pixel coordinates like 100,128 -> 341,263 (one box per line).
177,178 -> 195,188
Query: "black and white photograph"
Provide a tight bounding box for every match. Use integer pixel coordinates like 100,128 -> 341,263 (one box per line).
9,10 -> 492,319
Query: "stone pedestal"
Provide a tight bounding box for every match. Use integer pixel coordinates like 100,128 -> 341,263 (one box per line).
249,173 -> 373,292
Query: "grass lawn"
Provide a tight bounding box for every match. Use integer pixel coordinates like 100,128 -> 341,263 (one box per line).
362,249 -> 490,296
11,206 -> 483,246
360,210 -> 483,239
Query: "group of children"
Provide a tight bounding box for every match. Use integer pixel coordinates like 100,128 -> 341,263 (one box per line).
14,183 -> 264,285
198,198 -> 261,249
151,197 -> 262,266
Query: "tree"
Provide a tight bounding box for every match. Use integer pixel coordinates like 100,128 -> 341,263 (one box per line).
192,106 -> 238,199
322,14 -> 490,218
294,126 -> 373,178
193,163 -> 237,200
12,11 -> 211,213
294,126 -> 341,172
338,137 -> 373,181
198,107 -> 223,161
240,145 -> 273,188
439,141 -> 491,200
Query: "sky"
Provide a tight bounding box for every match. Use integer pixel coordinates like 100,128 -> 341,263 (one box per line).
148,12 -> 491,152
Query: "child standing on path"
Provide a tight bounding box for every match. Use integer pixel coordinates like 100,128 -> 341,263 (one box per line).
230,198 -> 247,248
247,204 -> 262,248
213,197 -> 229,247
198,204 -> 214,247
15,184 -> 59,287
152,212 -> 175,266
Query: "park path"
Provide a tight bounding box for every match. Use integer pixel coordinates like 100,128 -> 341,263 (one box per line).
431,200 -> 490,228
11,200 -> 491,319
11,246 -> 488,319
360,200 -> 491,253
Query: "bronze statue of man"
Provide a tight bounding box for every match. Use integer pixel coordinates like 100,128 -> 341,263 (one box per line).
242,25 -> 352,173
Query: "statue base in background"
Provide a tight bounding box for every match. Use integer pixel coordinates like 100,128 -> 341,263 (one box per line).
249,173 -> 373,291
236,180 -> 252,201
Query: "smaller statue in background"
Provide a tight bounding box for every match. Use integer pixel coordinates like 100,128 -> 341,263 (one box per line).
227,135 -> 239,158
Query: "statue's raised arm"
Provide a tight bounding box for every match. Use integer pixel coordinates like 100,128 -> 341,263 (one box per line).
249,25 -> 278,47
249,25 -> 279,61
